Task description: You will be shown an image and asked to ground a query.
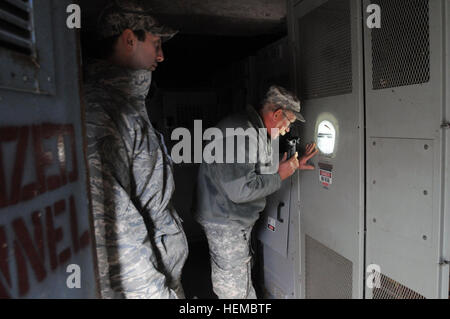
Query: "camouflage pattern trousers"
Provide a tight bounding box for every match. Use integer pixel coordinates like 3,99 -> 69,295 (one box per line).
154,228 -> 189,298
201,222 -> 257,299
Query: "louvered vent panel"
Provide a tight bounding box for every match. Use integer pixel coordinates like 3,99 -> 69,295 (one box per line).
0,0 -> 34,56
305,235 -> 353,299
372,273 -> 426,299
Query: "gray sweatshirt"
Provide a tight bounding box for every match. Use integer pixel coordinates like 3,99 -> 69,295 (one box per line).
194,105 -> 282,228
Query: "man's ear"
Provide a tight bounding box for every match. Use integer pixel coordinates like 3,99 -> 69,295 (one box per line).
121,29 -> 136,52
272,108 -> 283,120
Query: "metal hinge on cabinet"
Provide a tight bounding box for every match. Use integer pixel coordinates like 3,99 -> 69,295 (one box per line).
441,121 -> 450,129
439,258 -> 449,266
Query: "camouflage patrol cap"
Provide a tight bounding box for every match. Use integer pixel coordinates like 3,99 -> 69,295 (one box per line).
264,85 -> 305,122
97,0 -> 178,42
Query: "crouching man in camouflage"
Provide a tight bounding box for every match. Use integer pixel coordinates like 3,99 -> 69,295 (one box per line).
194,86 -> 318,299
84,1 -> 188,298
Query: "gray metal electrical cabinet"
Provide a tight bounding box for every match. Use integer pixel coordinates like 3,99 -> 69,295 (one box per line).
256,174 -> 301,299
288,0 -> 365,299
286,0 -> 449,299
0,0 -> 98,298
363,0 -> 449,299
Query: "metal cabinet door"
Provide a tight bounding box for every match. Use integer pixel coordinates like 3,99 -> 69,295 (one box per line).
0,0 -> 98,298
256,174 -> 300,299
257,177 -> 292,259
363,0 -> 449,299
289,0 -> 365,299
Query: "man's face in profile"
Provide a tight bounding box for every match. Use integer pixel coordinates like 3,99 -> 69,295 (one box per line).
133,32 -> 164,71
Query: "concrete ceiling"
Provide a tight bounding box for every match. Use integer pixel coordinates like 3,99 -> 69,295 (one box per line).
80,0 -> 287,36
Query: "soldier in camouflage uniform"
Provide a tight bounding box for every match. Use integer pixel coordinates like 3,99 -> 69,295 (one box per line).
84,1 -> 188,298
195,86 -> 318,299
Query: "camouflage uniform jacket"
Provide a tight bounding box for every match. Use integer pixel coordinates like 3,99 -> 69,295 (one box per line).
194,105 -> 282,228
84,60 -> 185,298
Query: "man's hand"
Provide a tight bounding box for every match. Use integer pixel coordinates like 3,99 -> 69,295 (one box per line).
278,152 -> 299,181
298,143 -> 318,170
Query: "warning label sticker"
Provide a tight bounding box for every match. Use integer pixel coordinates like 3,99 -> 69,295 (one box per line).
267,217 -> 276,232
319,169 -> 333,187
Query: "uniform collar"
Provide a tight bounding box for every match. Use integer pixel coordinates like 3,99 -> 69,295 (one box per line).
246,105 -> 265,129
86,59 -> 152,100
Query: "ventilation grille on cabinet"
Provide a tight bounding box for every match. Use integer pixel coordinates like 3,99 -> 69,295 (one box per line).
371,0 -> 430,90
305,235 -> 353,299
0,0 -> 34,56
372,273 -> 426,299
298,0 -> 352,100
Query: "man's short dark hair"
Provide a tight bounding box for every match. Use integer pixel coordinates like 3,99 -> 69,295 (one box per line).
97,29 -> 147,59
